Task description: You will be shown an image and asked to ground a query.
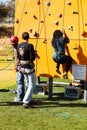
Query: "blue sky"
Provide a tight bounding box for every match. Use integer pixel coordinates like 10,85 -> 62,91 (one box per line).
0,0 -> 10,3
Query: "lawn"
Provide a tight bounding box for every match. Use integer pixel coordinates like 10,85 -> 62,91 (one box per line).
0,62 -> 87,130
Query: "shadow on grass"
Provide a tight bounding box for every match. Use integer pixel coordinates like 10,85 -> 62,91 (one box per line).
0,92 -> 87,108
0,101 -> 22,106
32,92 -> 87,108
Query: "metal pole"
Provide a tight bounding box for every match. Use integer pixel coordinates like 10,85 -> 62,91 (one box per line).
48,77 -> 53,99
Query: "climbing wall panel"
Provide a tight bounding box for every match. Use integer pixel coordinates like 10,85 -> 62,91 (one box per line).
15,0 -> 87,80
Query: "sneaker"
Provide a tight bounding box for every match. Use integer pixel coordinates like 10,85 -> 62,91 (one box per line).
23,103 -> 34,109
56,69 -> 61,74
12,90 -> 17,94
14,97 -> 22,103
63,72 -> 68,79
30,100 -> 36,105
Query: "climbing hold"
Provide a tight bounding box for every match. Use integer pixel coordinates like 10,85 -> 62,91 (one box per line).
43,38 -> 47,43
73,43 -> 78,50
40,20 -> 44,23
84,22 -> 87,26
24,10 -> 27,14
37,0 -> 40,5
68,26 -> 73,31
54,20 -> 59,26
67,2 -> 72,5
46,1 -> 51,6
33,31 -> 39,38
73,11 -> 78,14
73,47 -> 78,50
29,29 -> 33,33
33,15 -> 38,19
81,31 -> 87,37
48,13 -> 51,16
15,19 -> 19,24
58,14 -> 62,18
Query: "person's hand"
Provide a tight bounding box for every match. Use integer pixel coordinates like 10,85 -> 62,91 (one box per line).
11,43 -> 18,49
62,29 -> 65,34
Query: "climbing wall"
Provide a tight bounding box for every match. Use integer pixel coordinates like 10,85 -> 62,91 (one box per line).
15,0 -> 87,80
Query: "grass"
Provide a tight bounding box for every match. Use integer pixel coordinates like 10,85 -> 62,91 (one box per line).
0,79 -> 87,129
0,62 -> 87,130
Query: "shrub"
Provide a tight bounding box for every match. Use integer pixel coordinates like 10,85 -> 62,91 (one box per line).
0,26 -> 14,38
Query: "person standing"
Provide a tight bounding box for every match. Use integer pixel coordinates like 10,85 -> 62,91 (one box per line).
17,32 -> 36,108
10,36 -> 25,102
52,29 -> 72,79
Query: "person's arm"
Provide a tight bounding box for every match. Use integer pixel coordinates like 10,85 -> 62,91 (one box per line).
62,29 -> 70,43
29,44 -> 35,61
14,48 -> 20,68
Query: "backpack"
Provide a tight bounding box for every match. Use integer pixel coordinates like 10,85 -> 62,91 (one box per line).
17,43 -> 36,62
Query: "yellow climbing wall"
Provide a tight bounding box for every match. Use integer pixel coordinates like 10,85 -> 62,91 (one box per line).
15,0 -> 87,80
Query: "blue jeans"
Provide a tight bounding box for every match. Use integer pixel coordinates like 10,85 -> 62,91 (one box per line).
23,72 -> 35,104
16,71 -> 24,100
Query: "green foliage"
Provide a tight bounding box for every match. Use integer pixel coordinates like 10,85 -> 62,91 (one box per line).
0,26 -> 14,37
0,0 -> 15,18
0,2 -> 8,17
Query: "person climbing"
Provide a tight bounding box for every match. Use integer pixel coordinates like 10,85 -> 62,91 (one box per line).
52,29 -> 72,79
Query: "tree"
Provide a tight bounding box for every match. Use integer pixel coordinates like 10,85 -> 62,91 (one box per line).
0,0 -> 15,19
0,2 -> 8,18
7,0 -> 15,17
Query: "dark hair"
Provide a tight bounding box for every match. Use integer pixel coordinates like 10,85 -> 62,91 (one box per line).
53,30 -> 63,39
22,32 -> 29,40
51,30 -> 63,47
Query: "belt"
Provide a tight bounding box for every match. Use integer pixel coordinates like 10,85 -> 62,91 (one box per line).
20,60 -> 31,65
21,68 -> 35,74
56,51 -> 64,55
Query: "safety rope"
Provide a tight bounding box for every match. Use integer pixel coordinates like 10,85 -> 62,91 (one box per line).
16,0 -> 26,35
42,0 -> 46,41
77,0 -> 80,40
62,0 -> 66,29
80,0 -> 86,53
35,0 -> 51,76
40,109 -> 87,120
0,61 -> 13,71
35,0 -> 41,76
15,0 -> 19,11
37,1 -> 41,36
35,0 -> 51,50
0,0 -> 19,71
77,0 -> 80,44
0,41 -> 13,71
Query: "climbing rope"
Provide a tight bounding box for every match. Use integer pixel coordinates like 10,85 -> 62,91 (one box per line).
0,40 -> 13,71
35,0 -> 51,76
16,0 -> 27,35
77,0 -> 80,44
35,0 -> 51,50
0,61 -> 13,71
15,0 -> 19,11
42,0 -> 46,41
40,109 -> 87,120
80,0 -> 86,53
62,0 -> 66,29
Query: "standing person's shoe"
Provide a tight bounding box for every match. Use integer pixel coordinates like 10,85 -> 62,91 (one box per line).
30,100 -> 36,105
63,72 -> 68,79
14,97 -> 22,103
23,103 -> 34,109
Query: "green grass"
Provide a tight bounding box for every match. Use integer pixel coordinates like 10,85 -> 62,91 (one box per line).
0,79 -> 87,130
